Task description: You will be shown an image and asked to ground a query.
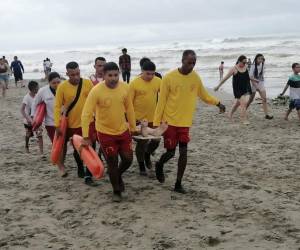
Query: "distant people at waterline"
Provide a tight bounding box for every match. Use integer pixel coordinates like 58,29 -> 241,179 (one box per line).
119,48 -> 131,83
219,61 -> 224,80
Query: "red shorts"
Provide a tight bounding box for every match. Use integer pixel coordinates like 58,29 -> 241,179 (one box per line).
97,130 -> 132,157
45,126 -> 55,143
163,125 -> 190,149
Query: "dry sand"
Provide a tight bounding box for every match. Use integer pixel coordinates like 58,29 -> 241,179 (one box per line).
0,81 -> 300,250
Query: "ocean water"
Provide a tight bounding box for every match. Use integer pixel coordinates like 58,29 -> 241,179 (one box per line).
4,34 -> 300,97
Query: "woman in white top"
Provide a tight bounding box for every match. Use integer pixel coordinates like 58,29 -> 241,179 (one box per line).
0,57 -> 10,97
246,54 -> 273,119
32,72 -> 67,177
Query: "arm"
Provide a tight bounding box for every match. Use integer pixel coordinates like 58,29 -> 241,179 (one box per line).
197,77 -> 220,106
20,61 -> 24,73
153,77 -> 169,126
81,90 -> 97,138
53,84 -> 64,128
214,67 -> 235,91
124,92 -> 136,132
21,103 -> 32,124
280,83 -> 289,96
31,90 -> 43,117
128,55 -> 131,71
249,65 -> 259,84
128,83 -> 136,107
10,63 -> 14,73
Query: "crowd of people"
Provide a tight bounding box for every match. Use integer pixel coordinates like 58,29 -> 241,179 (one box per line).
1,49 -> 299,202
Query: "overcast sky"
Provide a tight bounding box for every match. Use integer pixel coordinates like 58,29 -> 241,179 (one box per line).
0,0 -> 299,51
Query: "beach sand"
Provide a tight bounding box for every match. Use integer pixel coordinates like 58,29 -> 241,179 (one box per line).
0,81 -> 300,250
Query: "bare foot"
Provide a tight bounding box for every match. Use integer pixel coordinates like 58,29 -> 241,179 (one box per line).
284,117 -> 289,121
226,113 -> 234,122
241,120 -> 250,125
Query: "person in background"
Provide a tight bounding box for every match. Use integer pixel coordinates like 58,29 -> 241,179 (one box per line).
280,63 -> 300,122
90,57 -> 106,85
0,57 -> 10,96
119,48 -> 131,83
219,61 -> 224,80
246,54 -> 273,119
11,56 -> 25,87
247,58 -> 252,71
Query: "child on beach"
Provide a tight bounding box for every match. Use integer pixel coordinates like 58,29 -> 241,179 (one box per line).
20,81 -> 43,154
280,63 -> 300,122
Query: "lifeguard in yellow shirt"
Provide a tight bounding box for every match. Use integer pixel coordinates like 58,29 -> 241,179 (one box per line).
129,60 -> 161,176
54,61 -> 96,186
81,62 -> 136,202
153,50 -> 226,193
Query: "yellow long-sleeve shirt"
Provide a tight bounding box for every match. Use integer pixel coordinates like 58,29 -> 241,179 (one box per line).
54,79 -> 93,128
153,69 -> 219,127
81,81 -> 136,137
129,76 -> 161,122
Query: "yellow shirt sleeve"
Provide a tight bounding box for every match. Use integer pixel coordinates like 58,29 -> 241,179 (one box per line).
197,77 -> 219,105
54,83 -> 64,127
81,88 -> 97,138
153,76 -> 169,126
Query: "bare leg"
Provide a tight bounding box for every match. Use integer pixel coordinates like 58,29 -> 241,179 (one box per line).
258,89 -> 270,116
37,136 -> 43,154
229,99 -> 240,121
284,109 -> 292,121
239,95 -> 250,124
246,92 -> 256,109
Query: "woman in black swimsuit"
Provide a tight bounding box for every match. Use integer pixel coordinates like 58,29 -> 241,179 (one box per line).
214,55 -> 252,124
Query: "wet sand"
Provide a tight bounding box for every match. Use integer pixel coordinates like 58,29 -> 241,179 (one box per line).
0,81 -> 300,249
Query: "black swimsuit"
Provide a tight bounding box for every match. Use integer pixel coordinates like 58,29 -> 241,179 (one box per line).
232,69 -> 252,99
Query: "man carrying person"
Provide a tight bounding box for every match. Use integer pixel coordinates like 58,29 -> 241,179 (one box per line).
119,48 -> 131,83
54,61 -> 96,186
81,62 -> 136,202
129,60 -> 162,176
153,50 -> 226,193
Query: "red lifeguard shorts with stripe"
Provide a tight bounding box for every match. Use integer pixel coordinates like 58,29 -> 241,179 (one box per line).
163,125 -> 190,149
97,130 -> 132,157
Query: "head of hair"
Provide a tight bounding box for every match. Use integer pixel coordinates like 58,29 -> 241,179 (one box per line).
95,57 -> 106,64
236,55 -> 247,65
139,57 -> 151,68
221,61 -> 224,64
103,62 -> 119,73
66,61 -> 79,70
122,48 -> 127,53
48,72 -> 60,82
253,54 -> 264,79
292,63 -> 300,69
28,81 -> 39,91
142,61 -> 156,71
3,56 -> 5,59
182,50 -> 196,60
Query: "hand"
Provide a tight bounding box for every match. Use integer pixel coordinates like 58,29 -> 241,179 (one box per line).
279,93 -> 283,96
214,86 -> 219,92
55,127 -> 62,137
27,117 -> 33,125
217,103 -> 226,113
81,137 -> 91,147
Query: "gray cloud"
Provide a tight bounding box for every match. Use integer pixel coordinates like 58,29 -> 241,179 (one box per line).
1,0 -> 299,51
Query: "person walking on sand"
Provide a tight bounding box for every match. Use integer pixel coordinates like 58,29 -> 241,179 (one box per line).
81,62 -> 137,202
219,61 -> 224,80
20,81 -> 43,154
214,55 -> 252,124
280,63 -> 300,122
119,48 -> 131,83
10,56 -> 25,87
90,57 -> 106,85
154,50 -> 226,193
54,62 -> 96,186
246,54 -> 273,119
31,72 -> 67,177
247,58 -> 252,71
129,60 -> 162,176
0,57 -> 10,97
